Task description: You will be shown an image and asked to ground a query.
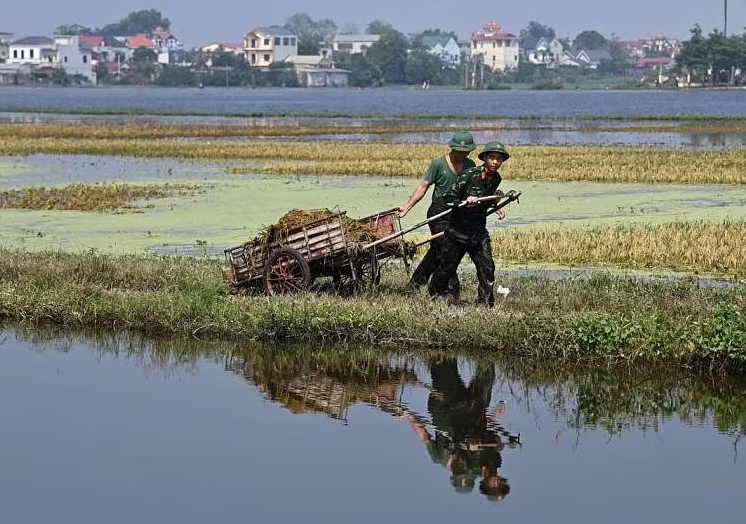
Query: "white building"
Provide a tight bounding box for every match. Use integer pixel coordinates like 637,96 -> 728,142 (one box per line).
7,35 -> 95,83
54,35 -> 96,83
330,34 -> 379,55
7,36 -> 56,65
470,22 -> 519,71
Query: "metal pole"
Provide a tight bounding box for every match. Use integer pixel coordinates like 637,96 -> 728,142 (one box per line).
362,194 -> 504,250
724,0 -> 728,36
399,191 -> 522,249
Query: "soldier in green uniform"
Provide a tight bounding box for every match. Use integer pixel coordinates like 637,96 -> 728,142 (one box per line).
398,131 -> 477,293
429,141 -> 510,306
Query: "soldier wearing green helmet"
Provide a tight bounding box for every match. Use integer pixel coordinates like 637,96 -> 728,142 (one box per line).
429,141 -> 510,306
398,130 -> 477,294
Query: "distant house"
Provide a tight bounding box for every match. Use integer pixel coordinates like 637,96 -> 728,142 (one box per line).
244,26 -> 297,68
151,26 -> 182,51
557,50 -> 581,67
619,35 -> 680,62
578,49 -> 613,69
5,35 -> 95,83
470,22 -> 519,71
54,35 -> 96,83
78,35 -> 106,68
283,55 -> 350,87
328,34 -> 379,57
124,33 -> 156,50
522,37 -> 563,66
420,35 -> 461,67
7,36 -> 56,65
149,26 -> 185,64
557,49 -> 612,69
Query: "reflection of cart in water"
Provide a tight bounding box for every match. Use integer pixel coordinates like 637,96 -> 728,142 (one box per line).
224,350 -> 421,423
222,208 -> 416,295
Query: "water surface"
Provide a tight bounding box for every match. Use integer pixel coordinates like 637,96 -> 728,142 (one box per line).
2,86 -> 746,118
1,327 -> 744,524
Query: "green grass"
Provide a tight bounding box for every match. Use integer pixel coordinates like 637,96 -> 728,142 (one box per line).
2,248 -> 745,372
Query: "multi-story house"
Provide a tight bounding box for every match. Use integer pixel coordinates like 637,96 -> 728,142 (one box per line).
54,35 -> 96,83
78,35 -> 106,65
244,26 -> 297,68
151,26 -> 183,51
420,35 -> 461,68
150,26 -> 185,64
470,22 -> 519,71
5,35 -> 95,83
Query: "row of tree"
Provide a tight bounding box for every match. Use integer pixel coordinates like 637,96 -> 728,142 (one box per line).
677,24 -> 746,85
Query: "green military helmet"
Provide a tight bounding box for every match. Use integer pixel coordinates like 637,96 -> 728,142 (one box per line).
447,130 -> 476,152
478,141 -> 510,161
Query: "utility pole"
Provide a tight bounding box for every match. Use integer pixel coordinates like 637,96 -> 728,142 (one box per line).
724,0 -> 728,35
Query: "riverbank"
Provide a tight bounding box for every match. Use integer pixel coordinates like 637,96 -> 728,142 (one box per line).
1,248 -> 744,373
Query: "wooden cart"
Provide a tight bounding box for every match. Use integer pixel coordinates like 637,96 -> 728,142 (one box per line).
222,191 -> 521,296
222,208 -> 414,295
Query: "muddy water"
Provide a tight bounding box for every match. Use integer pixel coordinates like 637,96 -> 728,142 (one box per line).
1,327 -> 744,524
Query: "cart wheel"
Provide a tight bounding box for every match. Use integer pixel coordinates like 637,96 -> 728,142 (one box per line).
264,247 -> 312,295
351,253 -> 380,295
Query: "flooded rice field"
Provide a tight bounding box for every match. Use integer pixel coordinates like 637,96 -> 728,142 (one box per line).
3,88 -> 746,522
3,111 -> 746,150
2,154 -> 746,256
1,327 -> 744,524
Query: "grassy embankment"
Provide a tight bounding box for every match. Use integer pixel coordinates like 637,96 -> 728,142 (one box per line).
2,121 -> 746,369
1,248 -> 745,372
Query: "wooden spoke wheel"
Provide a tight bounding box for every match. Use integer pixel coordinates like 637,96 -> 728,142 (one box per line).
351,253 -> 380,295
263,248 -> 312,295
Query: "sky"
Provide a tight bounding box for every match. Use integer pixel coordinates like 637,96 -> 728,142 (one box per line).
3,0 -> 744,47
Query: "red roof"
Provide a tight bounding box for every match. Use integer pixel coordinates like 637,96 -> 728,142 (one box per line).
472,21 -> 518,41
636,56 -> 672,68
79,35 -> 105,47
125,34 -> 153,48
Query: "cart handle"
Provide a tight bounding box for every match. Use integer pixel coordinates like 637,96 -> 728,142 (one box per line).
362,194 -> 511,250
402,190 -> 522,248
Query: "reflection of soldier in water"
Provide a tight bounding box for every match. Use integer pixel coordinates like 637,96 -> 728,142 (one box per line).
399,358 -> 519,500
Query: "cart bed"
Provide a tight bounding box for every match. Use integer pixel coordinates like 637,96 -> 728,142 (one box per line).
223,213 -> 349,286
